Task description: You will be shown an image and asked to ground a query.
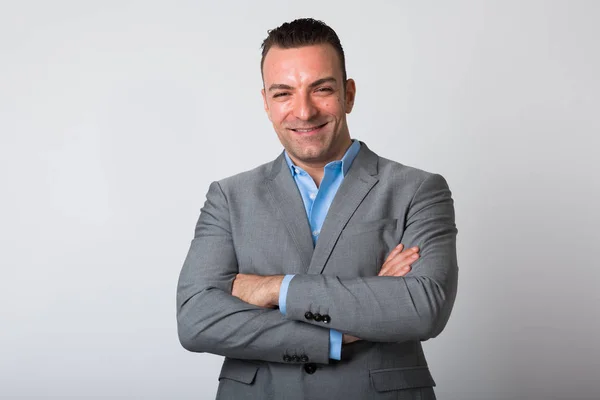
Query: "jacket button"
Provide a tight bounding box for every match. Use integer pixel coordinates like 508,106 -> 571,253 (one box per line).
313,313 -> 322,322
304,363 -> 317,374
291,355 -> 300,362
283,355 -> 291,362
322,315 -> 331,324
300,355 -> 309,363
304,311 -> 314,320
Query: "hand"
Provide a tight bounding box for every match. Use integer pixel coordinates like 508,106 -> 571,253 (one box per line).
343,334 -> 361,344
378,244 -> 420,277
342,244 -> 419,345
231,274 -> 284,308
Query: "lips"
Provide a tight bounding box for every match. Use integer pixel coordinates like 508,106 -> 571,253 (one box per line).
289,122 -> 328,133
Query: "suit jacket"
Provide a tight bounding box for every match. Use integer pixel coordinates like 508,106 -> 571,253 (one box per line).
177,142 -> 458,400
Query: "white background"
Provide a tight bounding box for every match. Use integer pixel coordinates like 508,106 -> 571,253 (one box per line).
1,1 -> 599,399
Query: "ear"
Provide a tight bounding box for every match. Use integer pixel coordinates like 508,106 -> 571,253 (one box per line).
261,88 -> 272,121
344,79 -> 356,113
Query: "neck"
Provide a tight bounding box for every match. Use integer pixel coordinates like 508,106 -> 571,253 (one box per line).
288,138 -> 353,187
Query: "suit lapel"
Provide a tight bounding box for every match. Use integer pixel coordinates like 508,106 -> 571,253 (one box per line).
265,153 -> 314,272
307,144 -> 380,275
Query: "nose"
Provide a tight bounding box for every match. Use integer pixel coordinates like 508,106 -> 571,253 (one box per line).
293,92 -> 318,121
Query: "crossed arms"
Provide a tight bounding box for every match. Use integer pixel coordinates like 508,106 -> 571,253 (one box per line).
231,242 -> 421,346
176,173 -> 458,364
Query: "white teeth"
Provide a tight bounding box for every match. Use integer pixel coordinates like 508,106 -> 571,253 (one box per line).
294,125 -> 322,132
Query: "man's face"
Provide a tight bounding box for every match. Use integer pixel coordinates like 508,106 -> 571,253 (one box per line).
261,44 -> 356,165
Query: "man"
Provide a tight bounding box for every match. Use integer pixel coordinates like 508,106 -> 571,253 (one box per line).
177,18 -> 458,400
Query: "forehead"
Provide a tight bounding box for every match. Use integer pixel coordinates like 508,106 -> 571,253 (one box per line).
262,44 -> 342,84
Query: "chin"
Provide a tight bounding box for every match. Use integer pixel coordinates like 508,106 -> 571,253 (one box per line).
283,135 -> 337,163
298,148 -> 332,163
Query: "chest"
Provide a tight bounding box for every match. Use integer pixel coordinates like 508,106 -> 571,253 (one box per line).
229,186 -> 407,277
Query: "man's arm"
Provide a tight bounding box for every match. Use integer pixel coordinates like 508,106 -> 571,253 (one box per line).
231,174 -> 457,343
282,173 -> 458,342
176,182 -> 331,364
233,243 -> 420,346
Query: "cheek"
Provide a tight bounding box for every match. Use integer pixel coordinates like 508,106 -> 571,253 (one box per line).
321,101 -> 344,118
269,106 -> 287,125
328,95 -> 345,111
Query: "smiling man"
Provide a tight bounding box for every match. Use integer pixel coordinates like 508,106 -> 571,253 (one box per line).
177,18 -> 458,400
261,43 -> 355,177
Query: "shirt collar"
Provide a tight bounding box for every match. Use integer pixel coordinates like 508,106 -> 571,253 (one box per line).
284,140 -> 361,177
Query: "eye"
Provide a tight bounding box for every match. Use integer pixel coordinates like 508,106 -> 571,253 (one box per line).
316,87 -> 333,92
273,92 -> 289,98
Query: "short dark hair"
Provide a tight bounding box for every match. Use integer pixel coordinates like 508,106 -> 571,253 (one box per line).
260,18 -> 347,84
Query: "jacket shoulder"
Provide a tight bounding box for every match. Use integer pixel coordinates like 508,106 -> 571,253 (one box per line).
213,156 -> 279,192
377,155 -> 439,183
374,153 -> 453,199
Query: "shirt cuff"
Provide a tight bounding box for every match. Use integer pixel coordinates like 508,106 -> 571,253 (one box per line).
329,329 -> 342,360
278,274 -> 295,315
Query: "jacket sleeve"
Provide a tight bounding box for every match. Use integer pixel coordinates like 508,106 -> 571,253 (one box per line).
176,181 -> 331,364
283,173 -> 458,342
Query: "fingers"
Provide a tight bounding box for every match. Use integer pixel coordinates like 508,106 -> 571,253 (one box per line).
382,263 -> 412,277
385,243 -> 404,261
377,244 -> 405,277
378,245 -> 420,277
342,334 -> 361,344
379,263 -> 413,277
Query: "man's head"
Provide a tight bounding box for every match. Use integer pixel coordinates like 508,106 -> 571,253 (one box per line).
260,18 -> 356,168
261,18 -> 347,84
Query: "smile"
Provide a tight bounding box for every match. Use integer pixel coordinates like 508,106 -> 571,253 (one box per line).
290,122 -> 328,134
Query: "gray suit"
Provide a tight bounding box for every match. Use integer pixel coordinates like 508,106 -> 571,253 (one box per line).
177,143 -> 458,400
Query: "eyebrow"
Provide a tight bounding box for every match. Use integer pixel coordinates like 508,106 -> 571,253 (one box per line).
268,77 -> 338,92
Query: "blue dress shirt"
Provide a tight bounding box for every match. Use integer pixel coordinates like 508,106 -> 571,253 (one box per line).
278,140 -> 361,360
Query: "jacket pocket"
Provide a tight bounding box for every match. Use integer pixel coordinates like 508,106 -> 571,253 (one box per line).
369,366 -> 435,392
341,218 -> 398,237
218,358 -> 259,385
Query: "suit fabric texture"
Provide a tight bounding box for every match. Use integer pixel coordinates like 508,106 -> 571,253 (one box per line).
177,142 -> 458,400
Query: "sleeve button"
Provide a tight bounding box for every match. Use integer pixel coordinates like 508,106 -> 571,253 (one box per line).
322,315 -> 331,324
304,311 -> 314,320
313,313 -> 323,322
304,363 -> 317,374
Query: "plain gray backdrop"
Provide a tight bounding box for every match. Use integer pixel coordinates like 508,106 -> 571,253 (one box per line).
1,1 -> 599,399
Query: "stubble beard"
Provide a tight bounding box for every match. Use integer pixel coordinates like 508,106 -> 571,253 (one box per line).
282,131 -> 348,166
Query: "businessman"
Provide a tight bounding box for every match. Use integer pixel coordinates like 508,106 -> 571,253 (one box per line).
177,18 -> 458,400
